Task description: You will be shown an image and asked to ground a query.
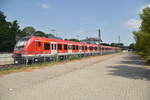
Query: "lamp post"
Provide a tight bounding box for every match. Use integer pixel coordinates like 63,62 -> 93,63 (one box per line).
98,28 -> 102,55
98,28 -> 102,44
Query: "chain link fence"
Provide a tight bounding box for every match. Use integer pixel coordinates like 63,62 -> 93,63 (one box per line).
0,53 -> 14,65
0,50 -> 121,66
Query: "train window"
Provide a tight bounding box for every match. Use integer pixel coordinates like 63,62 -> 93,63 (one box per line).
73,45 -> 75,50
44,43 -> 50,50
82,46 -> 84,50
90,46 -> 93,50
52,44 -> 54,50
58,44 -> 62,50
55,44 -> 56,50
86,46 -> 89,50
95,47 -> 97,50
99,47 -> 101,50
85,46 -> 87,50
78,46 -> 82,50
89,46 -> 92,50
38,42 -> 41,47
64,45 -> 68,50
68,45 -> 72,50
76,45 -> 78,50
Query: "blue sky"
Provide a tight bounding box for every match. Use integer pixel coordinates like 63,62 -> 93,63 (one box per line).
0,0 -> 150,45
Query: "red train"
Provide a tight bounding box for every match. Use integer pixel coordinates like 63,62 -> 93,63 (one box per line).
13,36 -> 120,64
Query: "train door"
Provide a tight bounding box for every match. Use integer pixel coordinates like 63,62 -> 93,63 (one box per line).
78,45 -> 82,53
51,42 -> 57,55
35,40 -> 42,54
68,44 -> 72,54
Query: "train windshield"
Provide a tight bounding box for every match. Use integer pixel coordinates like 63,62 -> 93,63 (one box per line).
15,38 -> 29,50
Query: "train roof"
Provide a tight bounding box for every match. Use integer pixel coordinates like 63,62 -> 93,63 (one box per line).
30,36 -> 119,49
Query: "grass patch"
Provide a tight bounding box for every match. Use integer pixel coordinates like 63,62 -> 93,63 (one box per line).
0,61 -> 56,75
0,56 -> 83,76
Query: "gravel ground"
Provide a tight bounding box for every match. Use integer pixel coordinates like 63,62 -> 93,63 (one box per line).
0,52 -> 150,100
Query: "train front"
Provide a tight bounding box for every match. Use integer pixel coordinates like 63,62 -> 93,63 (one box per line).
13,37 -> 30,64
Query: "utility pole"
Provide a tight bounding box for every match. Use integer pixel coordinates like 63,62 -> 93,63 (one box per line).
98,28 -> 102,55
118,36 -> 120,44
98,28 -> 101,44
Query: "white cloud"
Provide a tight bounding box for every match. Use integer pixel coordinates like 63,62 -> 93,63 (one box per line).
125,19 -> 141,30
139,4 -> 150,13
40,3 -> 50,9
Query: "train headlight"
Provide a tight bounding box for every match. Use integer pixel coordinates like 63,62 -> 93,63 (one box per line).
15,61 -> 18,64
35,59 -> 38,62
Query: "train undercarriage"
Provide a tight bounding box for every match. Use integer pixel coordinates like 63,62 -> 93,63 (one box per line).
13,51 -> 117,65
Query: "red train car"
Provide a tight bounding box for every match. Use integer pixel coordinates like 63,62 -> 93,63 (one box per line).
13,36 -> 120,64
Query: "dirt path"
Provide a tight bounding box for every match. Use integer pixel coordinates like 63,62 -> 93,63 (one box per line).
0,53 -> 150,100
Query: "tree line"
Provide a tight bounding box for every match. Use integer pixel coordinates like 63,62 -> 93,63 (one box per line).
0,11 -> 54,52
133,7 -> 150,63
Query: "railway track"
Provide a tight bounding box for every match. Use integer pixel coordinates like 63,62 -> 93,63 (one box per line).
0,64 -> 17,69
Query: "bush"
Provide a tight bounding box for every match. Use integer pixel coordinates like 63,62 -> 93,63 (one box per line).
144,56 -> 150,64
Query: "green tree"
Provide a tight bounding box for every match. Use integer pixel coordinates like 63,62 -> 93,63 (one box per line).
110,43 -> 124,47
22,26 -> 35,35
46,33 -> 55,37
111,43 -> 118,47
140,7 -> 150,33
129,43 -> 135,49
101,43 -> 110,46
0,11 -> 20,52
34,31 -> 46,37
68,38 -> 80,42
134,7 -> 150,63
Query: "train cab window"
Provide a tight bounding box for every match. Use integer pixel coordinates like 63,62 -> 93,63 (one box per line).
58,44 -> 62,50
44,43 -> 50,50
15,37 -> 29,50
38,41 -> 41,47
64,45 -> 68,50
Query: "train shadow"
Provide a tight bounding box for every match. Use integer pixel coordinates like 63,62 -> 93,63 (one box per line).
107,53 -> 150,81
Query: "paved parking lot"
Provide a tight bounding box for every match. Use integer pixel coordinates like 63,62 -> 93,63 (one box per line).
0,53 -> 150,100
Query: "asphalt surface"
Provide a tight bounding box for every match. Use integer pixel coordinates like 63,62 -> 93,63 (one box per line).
0,52 -> 150,100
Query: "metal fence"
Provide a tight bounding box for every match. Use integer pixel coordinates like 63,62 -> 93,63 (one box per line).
0,51 -> 121,66
0,53 -> 14,65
